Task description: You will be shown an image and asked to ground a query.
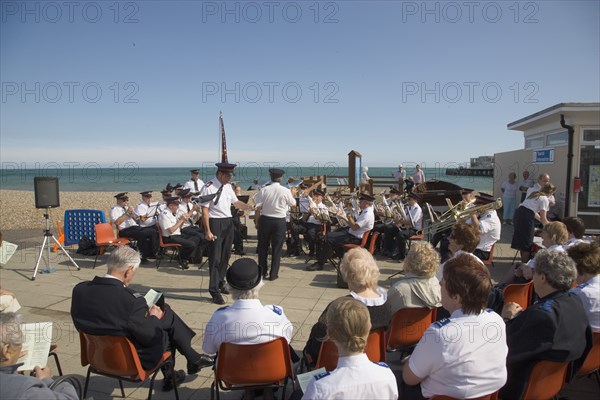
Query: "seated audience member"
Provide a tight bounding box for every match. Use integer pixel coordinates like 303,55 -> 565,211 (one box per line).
0,313 -> 78,400
203,258 -> 293,400
71,246 -> 213,392
303,248 -> 390,369
436,223 -> 482,281
501,250 -> 593,399
387,241 -> 441,316
562,216 -> 588,249
402,254 -> 508,400
568,242 -> 600,332
302,297 -> 398,399
466,193 -> 501,262
507,221 -> 568,284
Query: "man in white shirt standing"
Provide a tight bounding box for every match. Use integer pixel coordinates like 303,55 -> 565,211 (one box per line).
392,164 -> 406,191
254,168 -> 297,281
518,170 -> 534,202
183,169 -> 204,200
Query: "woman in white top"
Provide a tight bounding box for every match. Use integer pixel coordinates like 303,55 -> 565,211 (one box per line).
568,242 -> 600,332
501,172 -> 518,224
302,297 -> 398,400
511,183 -> 556,263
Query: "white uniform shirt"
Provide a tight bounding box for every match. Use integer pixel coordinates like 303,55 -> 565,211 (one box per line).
157,201 -> 168,215
302,354 -> 398,400
202,299 -> 293,355
412,169 -> 425,184
562,237 -> 588,250
526,244 -> 565,271
571,275 -> 600,332
110,205 -> 138,230
254,182 -> 296,218
307,202 -> 329,225
467,210 -> 501,252
404,203 -> 423,230
158,209 -> 183,237
184,178 -> 205,194
521,195 -> 550,214
526,183 -> 555,206
299,196 -> 310,213
408,309 -> 508,399
349,206 -> 375,239
200,178 -> 238,218
178,201 -> 198,229
134,201 -> 157,227
437,250 -> 484,281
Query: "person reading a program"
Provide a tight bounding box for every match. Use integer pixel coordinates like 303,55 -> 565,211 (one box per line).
71,246 -> 213,392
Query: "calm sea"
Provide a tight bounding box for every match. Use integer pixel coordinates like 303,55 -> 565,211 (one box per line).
0,166 -> 494,193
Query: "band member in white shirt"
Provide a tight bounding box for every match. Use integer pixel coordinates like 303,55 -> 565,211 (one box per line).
134,191 -> 158,228
158,196 -> 199,270
255,168 -> 297,281
466,194 -> 501,262
183,169 -> 204,199
383,192 -> 423,261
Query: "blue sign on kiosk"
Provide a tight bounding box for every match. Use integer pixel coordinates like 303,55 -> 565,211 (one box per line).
533,149 -> 555,164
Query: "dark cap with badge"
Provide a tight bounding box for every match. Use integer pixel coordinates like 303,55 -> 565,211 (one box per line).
408,192 -> 421,201
390,188 -> 402,195
359,193 -> 375,202
313,189 -> 324,197
475,193 -> 495,204
179,189 -> 192,198
269,168 -> 284,179
140,191 -> 152,198
460,188 -> 474,195
165,196 -> 180,205
216,162 -> 237,173
226,258 -> 262,290
114,192 -> 129,200
190,169 -> 200,174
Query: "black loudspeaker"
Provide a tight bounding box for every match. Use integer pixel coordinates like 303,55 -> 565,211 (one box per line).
34,177 -> 60,209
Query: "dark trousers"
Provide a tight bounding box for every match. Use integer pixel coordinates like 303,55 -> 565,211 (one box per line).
384,225 -> 415,258
257,216 -> 287,278
163,234 -> 199,260
291,222 -> 323,254
317,227 -> 361,264
473,248 -> 490,261
207,218 -> 234,295
181,225 -> 206,262
231,214 -> 244,252
157,304 -> 202,376
119,226 -> 158,258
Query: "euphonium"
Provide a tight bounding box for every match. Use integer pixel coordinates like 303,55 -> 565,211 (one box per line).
426,198 -> 503,236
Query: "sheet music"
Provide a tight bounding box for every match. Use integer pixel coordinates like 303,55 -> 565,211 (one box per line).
144,289 -> 163,307
0,240 -> 18,264
17,322 -> 52,371
296,367 -> 327,393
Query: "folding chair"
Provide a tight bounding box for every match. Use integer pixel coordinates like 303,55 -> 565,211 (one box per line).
503,281 -> 534,310
332,230 -> 379,288
93,223 -> 130,268
79,332 -> 177,400
386,307 -> 436,355
156,225 -> 182,269
52,220 -> 65,253
521,360 -> 569,400
211,337 -> 294,400
48,343 -> 63,376
576,332 -> 600,388
316,327 -> 386,371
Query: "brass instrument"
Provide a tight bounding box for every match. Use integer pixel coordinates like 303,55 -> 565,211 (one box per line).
306,195 -> 331,223
425,198 -> 503,236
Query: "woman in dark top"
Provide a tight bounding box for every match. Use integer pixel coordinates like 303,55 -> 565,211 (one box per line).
303,248 -> 390,368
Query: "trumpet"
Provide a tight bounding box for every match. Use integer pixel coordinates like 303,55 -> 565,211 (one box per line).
426,198 -> 503,236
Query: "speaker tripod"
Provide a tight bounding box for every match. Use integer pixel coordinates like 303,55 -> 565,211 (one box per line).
32,208 -> 80,281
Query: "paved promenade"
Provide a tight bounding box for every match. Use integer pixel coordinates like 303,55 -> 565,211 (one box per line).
0,224 -> 596,399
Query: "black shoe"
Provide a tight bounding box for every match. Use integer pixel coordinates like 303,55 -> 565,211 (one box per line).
306,263 -> 324,271
180,260 -> 189,270
269,275 -> 279,281
187,355 -> 214,374
220,286 -> 229,295
162,369 -> 185,391
233,249 -> 246,255
211,293 -> 225,305
141,258 -> 150,264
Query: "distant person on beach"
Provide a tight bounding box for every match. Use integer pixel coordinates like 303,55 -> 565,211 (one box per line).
200,163 -> 254,305
134,191 -> 158,228
501,172 -> 518,224
412,164 -> 425,185
71,246 -> 214,392
392,164 -> 406,191
110,192 -> 159,263
183,168 -> 204,199
254,168 -> 297,281
518,170 -> 534,202
1,312 -> 79,400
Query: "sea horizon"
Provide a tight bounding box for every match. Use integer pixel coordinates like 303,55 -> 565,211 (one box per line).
0,165 -> 495,193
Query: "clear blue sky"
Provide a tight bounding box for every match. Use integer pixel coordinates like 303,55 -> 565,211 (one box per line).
2,0 -> 599,170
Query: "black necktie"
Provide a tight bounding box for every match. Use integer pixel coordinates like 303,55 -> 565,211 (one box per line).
213,185 -> 224,205
187,204 -> 190,212
194,180 -> 198,191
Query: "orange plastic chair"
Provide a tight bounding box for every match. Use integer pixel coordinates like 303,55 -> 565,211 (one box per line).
156,225 -> 182,269
430,391 -> 498,400
316,327 -> 387,371
53,220 -> 65,252
211,337 -> 294,400
521,360 -> 569,400
483,243 -> 496,267
577,332 -> 600,387
407,231 -> 425,250
503,281 -> 534,310
386,307 -> 436,351
79,332 -> 177,400
93,223 -> 130,268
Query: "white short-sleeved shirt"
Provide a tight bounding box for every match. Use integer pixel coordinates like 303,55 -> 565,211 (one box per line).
521,195 -> 550,214
158,209 -> 183,237
134,201 -> 157,227
571,275 -> 600,332
202,299 -> 293,355
501,181 -> 518,198
184,178 -> 205,194
526,183 -> 555,206
255,182 -> 296,218
468,210 -> 501,252
349,206 -> 375,239
562,237 -> 588,250
307,202 -> 329,225
110,205 -> 138,230
200,178 -> 238,218
302,354 -> 398,400
403,203 -> 423,230
408,309 -> 508,399
526,244 -> 565,270
178,201 -> 198,229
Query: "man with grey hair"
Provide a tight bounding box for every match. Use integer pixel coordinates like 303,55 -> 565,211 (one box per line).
202,258 -> 293,354
71,246 -> 213,392
501,250 -> 592,399
1,313 -> 79,399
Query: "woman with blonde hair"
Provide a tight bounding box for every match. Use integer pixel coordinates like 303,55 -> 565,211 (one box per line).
302,248 -> 390,369
511,183 -> 556,262
302,297 -> 398,399
387,241 -> 441,315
